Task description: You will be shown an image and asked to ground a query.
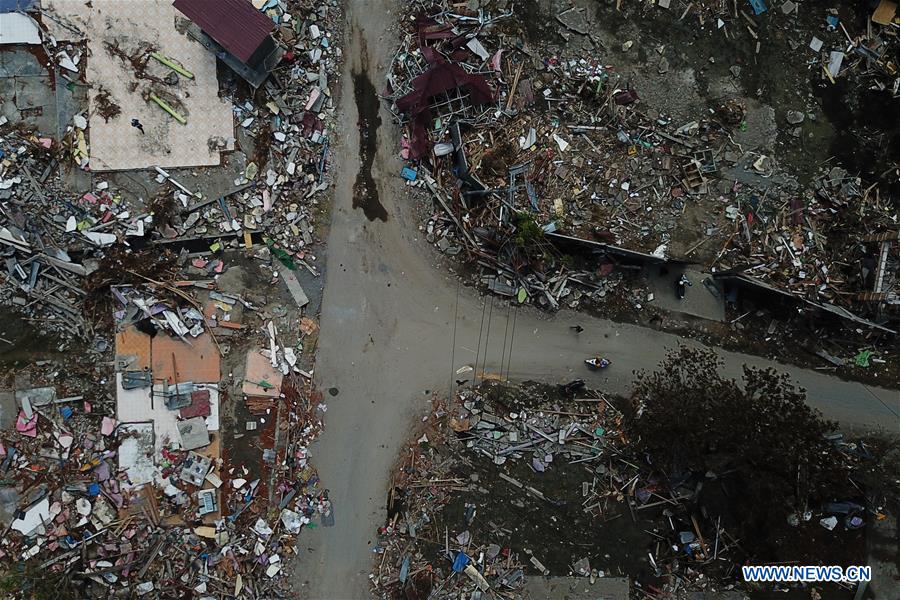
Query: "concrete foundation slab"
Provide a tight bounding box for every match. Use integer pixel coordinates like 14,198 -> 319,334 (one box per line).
43,0 -> 234,171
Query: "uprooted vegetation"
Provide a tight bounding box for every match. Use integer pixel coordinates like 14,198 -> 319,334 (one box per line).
102,40 -> 166,90
93,86 -> 122,122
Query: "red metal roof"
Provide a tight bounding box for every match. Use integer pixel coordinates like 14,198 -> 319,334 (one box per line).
173,0 -> 275,63
396,51 -> 495,159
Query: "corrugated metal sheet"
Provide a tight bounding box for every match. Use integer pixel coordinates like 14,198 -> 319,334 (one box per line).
396,51 -> 494,159
173,0 -> 274,63
0,0 -> 37,13
0,11 -> 41,44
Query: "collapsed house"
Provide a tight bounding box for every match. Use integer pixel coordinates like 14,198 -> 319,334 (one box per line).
173,0 -> 284,88
395,48 -> 495,159
384,4 -> 900,335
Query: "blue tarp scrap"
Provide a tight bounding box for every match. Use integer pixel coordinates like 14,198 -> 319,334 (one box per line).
217,197 -> 232,220
399,555 -> 411,583
0,0 -> 37,13
400,166 -> 418,181
452,552 -> 470,572
748,0 -> 767,15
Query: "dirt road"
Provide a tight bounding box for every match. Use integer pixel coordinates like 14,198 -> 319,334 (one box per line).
294,4 -> 899,597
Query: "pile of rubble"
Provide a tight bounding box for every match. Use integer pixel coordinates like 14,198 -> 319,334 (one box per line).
1,0 -> 343,341
0,128 -> 143,340
372,387 -> 635,597
372,382 -> 887,598
0,375 -> 327,597
716,166 -> 898,309
0,0 -> 344,595
0,265 -> 329,595
387,0 -> 899,324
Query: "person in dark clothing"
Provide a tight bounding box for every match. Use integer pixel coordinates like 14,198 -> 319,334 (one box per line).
131,118 -> 145,134
570,325 -> 584,333
675,274 -> 692,299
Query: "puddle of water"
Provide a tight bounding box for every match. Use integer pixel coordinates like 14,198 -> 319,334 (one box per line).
0,308 -> 67,366
352,71 -> 388,222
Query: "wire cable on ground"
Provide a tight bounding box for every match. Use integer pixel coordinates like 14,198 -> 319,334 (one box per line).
499,300 -> 511,386
480,294 -> 495,385
862,384 -> 899,419
504,303 -> 519,381
448,276 -> 460,400
471,296 -> 488,387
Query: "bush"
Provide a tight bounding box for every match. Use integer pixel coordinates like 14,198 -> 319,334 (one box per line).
513,213 -> 543,248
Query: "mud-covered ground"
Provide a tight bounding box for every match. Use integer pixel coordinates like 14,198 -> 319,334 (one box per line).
516,0 -> 898,190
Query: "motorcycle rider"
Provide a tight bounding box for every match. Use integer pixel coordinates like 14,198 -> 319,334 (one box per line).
586,356 -> 611,368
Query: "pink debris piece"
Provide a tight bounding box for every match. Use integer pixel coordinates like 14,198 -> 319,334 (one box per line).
400,137 -> 411,160
305,88 -> 321,111
101,416 -> 117,436
106,490 -> 124,508
491,50 -> 503,72
16,411 -> 37,437
94,460 -> 111,481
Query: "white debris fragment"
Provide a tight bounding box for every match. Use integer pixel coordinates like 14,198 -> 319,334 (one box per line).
82,231 -> 117,246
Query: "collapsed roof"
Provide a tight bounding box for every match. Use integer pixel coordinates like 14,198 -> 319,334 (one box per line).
396,48 -> 495,159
